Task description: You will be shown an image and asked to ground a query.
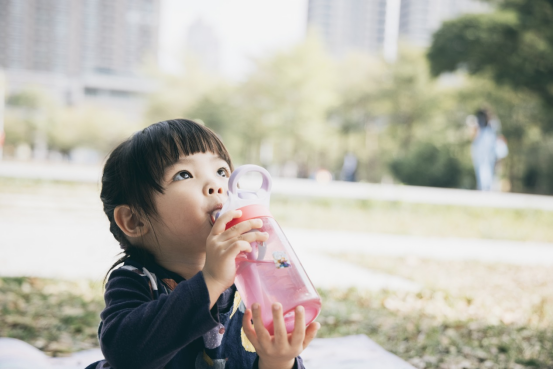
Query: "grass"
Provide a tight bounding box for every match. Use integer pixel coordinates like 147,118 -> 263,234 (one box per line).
1,257 -> 551,367
0,277 -> 104,356
271,195 -> 553,243
318,255 -> 553,369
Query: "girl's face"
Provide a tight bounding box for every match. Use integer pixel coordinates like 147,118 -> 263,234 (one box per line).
147,151 -> 231,257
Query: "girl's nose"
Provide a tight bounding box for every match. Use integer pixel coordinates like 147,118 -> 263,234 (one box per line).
204,182 -> 224,196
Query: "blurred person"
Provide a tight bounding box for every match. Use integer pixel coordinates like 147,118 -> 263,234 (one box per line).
340,152 -> 358,182
86,119 -> 319,369
467,109 -> 508,191
314,168 -> 333,183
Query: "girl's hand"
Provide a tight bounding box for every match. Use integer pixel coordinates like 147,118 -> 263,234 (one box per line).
203,210 -> 268,307
242,303 -> 320,369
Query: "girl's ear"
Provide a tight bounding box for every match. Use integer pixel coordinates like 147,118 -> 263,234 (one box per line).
114,205 -> 150,239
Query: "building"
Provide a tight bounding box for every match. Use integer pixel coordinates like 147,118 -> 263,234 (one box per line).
185,18 -> 221,73
307,0 -> 388,58
307,0 -> 489,59
399,0 -> 490,47
0,0 -> 160,116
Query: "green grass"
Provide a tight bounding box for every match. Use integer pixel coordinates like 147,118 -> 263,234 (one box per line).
318,255 -> 553,369
271,195 -> 553,243
0,277 -> 104,356
1,257 -> 551,367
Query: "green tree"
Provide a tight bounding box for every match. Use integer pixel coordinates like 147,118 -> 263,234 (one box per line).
379,47 -> 446,149
331,48 -> 458,184
49,105 -> 135,155
328,53 -> 386,181
184,86 -> 244,163
143,55 -> 242,161
4,88 -> 136,157
390,142 -> 464,188
4,88 -> 58,150
145,56 -> 228,124
233,33 -> 337,171
427,0 -> 552,125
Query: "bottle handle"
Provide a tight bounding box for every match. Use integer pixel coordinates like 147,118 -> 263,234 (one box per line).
228,165 -> 272,203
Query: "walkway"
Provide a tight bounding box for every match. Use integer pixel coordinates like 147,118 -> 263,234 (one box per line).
0,188 -> 550,291
0,160 -> 551,210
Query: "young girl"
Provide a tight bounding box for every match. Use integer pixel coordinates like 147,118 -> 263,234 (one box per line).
86,119 -> 319,369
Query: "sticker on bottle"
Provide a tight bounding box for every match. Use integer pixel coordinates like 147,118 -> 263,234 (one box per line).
272,251 -> 291,269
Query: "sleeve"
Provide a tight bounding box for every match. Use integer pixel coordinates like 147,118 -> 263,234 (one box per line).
252,355 -> 305,369
99,268 -> 219,369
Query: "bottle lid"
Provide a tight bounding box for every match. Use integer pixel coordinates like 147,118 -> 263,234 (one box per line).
218,165 -> 273,226
224,204 -> 273,230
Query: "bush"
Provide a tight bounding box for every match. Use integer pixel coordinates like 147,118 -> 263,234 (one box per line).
389,142 -> 464,188
521,138 -> 553,195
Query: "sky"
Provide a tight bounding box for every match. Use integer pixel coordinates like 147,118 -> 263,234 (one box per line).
158,0 -> 309,80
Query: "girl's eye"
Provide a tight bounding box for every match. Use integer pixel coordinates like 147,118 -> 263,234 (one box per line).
174,171 -> 192,181
217,168 -> 229,178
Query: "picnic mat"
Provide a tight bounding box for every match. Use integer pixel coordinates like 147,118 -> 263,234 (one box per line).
0,335 -> 415,368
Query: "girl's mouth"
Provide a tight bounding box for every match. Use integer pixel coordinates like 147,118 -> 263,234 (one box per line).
209,208 -> 221,226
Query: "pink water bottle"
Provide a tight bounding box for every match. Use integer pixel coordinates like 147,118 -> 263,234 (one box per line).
219,165 -> 321,334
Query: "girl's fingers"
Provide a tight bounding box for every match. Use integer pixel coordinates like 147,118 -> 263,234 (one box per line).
242,309 -> 259,348
289,305 -> 306,348
222,232 -> 268,255
233,231 -> 269,245
224,218 -> 264,239
251,303 -> 271,347
302,321 -> 321,350
212,210 -> 242,234
224,240 -> 252,257
271,303 -> 288,347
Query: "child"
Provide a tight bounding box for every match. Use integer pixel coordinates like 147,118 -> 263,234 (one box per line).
86,119 -> 319,369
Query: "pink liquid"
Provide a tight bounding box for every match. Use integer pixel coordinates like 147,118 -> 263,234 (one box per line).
235,258 -> 321,335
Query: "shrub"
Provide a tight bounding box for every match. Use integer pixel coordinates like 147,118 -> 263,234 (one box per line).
389,142 -> 464,188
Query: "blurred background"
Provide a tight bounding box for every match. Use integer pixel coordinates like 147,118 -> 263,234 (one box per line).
0,0 -> 551,368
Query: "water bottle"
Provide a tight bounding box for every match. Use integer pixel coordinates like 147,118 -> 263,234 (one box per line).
218,165 -> 321,334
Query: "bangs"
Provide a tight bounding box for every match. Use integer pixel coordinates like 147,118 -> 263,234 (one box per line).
128,119 -> 232,216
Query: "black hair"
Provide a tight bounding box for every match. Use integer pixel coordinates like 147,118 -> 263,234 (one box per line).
476,109 -> 490,128
100,119 -> 233,281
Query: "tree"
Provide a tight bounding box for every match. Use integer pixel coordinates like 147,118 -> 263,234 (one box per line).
229,33 -> 338,171
4,88 -> 58,151
49,105 -> 135,155
4,88 -> 136,157
330,48 -> 452,183
390,142 -> 464,188
145,56 -> 227,124
427,0 -> 553,126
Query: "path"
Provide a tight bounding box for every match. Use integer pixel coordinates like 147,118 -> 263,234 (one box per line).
0,188 -> 550,291
1,160 -> 551,210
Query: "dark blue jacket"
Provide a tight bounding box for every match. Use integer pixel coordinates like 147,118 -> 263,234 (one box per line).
86,258 -> 304,369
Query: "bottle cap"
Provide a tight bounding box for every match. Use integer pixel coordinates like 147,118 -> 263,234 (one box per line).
218,165 -> 273,227
224,204 -> 273,230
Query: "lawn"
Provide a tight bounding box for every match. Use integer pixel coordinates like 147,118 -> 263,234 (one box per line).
1,256 -> 551,368
319,255 -> 553,369
271,195 -> 552,243
0,277 -> 103,356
